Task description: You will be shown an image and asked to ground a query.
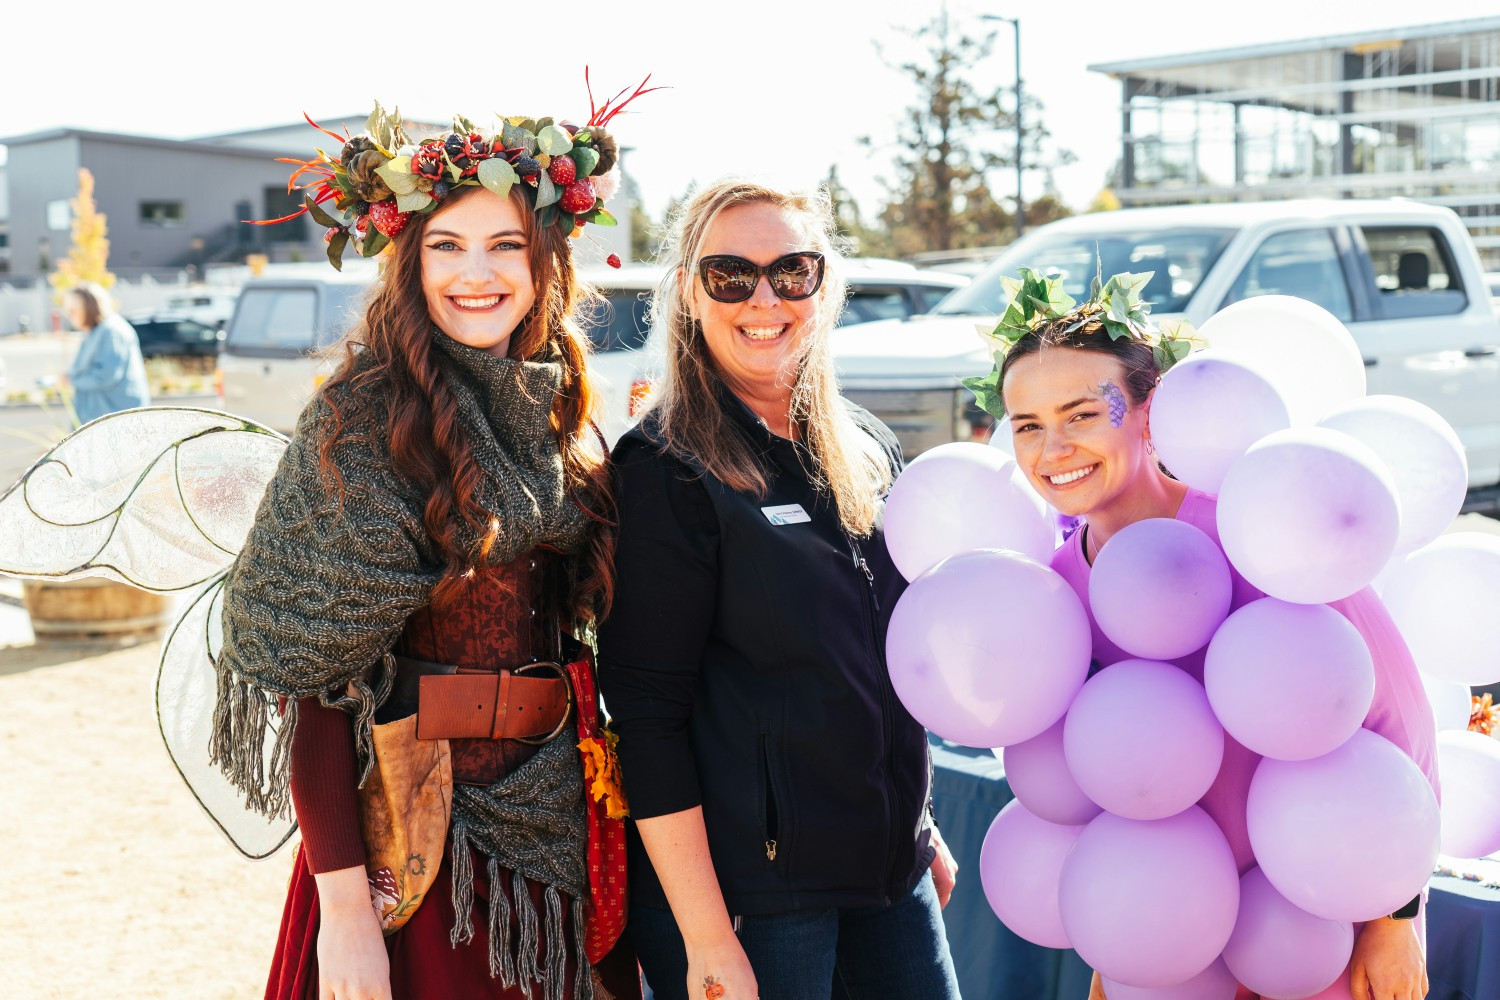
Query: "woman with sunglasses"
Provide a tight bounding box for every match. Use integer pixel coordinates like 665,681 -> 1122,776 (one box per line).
599,179 -> 961,1000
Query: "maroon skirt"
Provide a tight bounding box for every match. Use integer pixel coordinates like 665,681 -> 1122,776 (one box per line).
265,841 -> 641,1000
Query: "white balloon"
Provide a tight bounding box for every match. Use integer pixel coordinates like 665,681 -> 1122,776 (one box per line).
1421,674 -> 1473,732
1150,352 -> 1291,495
1383,534 -> 1500,685
1318,395 -> 1468,556
1217,427 -> 1400,604
1198,296 -> 1366,426
1436,730 -> 1500,859
987,416 -> 1015,460
883,442 -> 1054,580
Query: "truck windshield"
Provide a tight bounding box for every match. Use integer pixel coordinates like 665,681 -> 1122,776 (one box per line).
934,227 -> 1236,317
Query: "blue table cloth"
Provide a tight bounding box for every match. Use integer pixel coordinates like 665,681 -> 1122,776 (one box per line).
929,738 -> 1500,1000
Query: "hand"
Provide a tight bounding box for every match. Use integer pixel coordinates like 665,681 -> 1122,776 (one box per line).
929,825 -> 959,909
1088,969 -> 1108,1000
314,865 -> 392,1000
686,933 -> 759,1000
1350,916 -> 1427,1000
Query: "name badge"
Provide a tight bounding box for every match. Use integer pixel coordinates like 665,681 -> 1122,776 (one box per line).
761,503 -> 811,526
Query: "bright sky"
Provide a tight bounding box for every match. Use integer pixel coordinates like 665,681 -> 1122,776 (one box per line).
5,0 -> 1499,231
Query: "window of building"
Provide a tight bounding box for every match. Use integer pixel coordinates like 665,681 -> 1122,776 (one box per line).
46,199 -> 71,231
1223,228 -> 1353,322
140,201 -> 185,228
1359,226 -> 1467,319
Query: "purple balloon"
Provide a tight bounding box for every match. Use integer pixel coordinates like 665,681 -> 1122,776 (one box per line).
1089,518 -> 1233,660
1150,352 -> 1291,495
1248,729 -> 1439,922
886,549 -> 1092,747
1063,659 -> 1225,820
1204,599 -> 1375,761
1005,718 -> 1102,826
1222,867 -> 1353,999
1058,807 -> 1240,989
1437,730 -> 1500,859
979,799 -> 1086,949
1216,428 -> 1400,605
1101,958 -> 1238,1000
1302,969 -> 1353,1000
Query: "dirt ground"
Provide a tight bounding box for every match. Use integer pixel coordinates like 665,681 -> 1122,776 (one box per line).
2,638 -> 292,999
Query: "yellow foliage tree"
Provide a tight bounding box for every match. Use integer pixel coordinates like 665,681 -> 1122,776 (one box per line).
1088,188 -> 1123,213
49,168 -> 116,297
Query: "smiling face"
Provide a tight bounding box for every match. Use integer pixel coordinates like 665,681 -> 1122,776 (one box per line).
420,187 -> 536,357
1002,346 -> 1158,517
688,201 -> 822,400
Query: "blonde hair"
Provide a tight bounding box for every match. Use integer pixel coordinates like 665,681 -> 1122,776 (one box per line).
649,178 -> 892,537
65,283 -> 112,329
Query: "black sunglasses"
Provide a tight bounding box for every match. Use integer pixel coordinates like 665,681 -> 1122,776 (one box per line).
697,252 -> 826,303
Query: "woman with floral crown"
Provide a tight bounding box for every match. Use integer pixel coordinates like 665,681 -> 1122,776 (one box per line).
209,86 -> 654,1000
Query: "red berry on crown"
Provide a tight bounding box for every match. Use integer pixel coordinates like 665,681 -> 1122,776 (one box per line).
607,253 -> 622,269
547,156 -> 577,186
559,178 -> 596,215
369,201 -> 410,238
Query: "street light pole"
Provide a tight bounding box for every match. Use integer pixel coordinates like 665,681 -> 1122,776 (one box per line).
983,14 -> 1024,238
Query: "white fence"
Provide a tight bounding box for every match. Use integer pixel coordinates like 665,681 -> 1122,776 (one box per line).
0,272 -> 193,336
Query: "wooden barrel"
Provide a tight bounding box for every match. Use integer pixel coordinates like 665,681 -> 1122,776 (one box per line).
21,578 -> 170,644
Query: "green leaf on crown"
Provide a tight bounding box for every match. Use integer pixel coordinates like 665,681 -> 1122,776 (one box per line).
569,145 -> 601,178
502,121 -> 538,155
362,229 -> 390,258
395,189 -> 434,214
586,207 -> 618,227
537,204 -> 559,228
535,173 -> 561,209
376,156 -> 421,197
574,130 -> 592,144
326,230 -> 348,271
477,157 -> 517,199
534,117 -> 554,130
536,124 -> 573,156
962,366 -> 1006,420
304,196 -> 341,230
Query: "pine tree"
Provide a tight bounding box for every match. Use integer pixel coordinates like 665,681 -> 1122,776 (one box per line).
49,168 -> 116,297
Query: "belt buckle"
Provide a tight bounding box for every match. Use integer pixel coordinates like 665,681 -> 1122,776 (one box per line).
512,660 -> 573,745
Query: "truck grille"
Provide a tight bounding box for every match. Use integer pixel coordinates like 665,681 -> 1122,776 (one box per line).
843,387 -> 962,457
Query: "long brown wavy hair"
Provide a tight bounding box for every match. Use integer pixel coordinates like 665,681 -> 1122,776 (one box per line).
316,183 -> 615,620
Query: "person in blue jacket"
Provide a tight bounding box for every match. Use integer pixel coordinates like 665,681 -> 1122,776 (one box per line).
63,282 -> 150,424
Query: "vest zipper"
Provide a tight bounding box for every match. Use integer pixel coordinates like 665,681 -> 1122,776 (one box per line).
759,734 -> 779,862
850,535 -> 899,905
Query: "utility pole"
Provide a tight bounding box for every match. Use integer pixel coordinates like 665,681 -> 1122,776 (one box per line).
983,14 -> 1024,238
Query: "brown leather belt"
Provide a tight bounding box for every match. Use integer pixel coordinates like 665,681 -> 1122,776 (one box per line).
389,654 -> 573,743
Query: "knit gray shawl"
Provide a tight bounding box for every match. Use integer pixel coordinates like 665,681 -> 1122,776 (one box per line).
210,332 -> 593,998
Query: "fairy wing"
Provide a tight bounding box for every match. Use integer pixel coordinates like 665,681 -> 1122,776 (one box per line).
0,406 -> 297,858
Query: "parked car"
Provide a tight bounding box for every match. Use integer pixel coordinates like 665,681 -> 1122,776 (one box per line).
125,314 -> 223,358
829,199 -> 1500,507
161,288 -> 239,329
217,258 -> 964,439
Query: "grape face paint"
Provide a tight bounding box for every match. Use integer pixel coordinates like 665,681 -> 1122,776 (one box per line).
1099,381 -> 1127,427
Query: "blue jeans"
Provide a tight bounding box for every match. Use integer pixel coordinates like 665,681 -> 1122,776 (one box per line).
631,871 -> 961,1000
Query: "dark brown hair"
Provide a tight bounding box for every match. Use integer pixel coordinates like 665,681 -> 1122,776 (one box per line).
316,184 -> 615,620
999,310 -> 1160,406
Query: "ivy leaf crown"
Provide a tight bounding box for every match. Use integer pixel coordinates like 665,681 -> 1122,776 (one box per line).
962,263 -> 1202,421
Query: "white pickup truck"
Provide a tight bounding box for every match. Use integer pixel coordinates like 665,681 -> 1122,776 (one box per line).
833,199 -> 1500,510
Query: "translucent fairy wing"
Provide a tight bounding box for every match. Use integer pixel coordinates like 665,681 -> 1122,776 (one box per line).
156,574 -> 297,859
0,407 -> 287,592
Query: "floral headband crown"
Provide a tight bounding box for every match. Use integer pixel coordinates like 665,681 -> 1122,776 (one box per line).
257,72 -> 661,270
963,264 -> 1202,419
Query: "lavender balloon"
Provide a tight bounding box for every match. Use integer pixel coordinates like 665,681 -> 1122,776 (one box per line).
1058,807 -> 1240,989
1089,519 -> 1233,660
1436,730 -> 1500,859
1319,395 -> 1468,557
1248,729 -> 1439,922
1101,959 -> 1238,1000
886,549 -> 1092,747
1063,659 -> 1224,821
1303,970 -> 1353,1000
1204,598 -> 1375,761
1216,428 -> 1400,604
1150,353 -> 1291,495
1005,717 -> 1102,826
1421,674 -> 1474,733
1222,867 -> 1353,999
1382,533 -> 1500,685
978,800 -> 1086,949
883,442 -> 1054,580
